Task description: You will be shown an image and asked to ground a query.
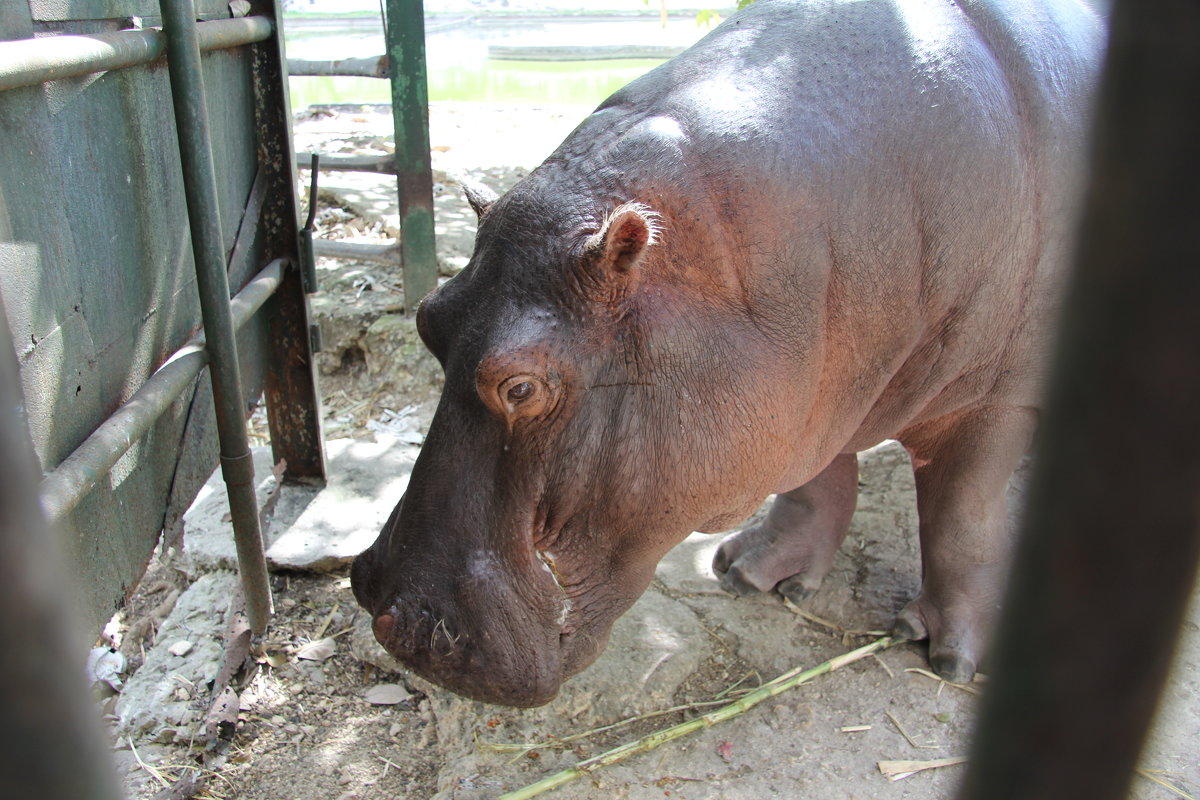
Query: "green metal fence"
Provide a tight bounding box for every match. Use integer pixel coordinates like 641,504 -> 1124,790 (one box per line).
0,0 -> 327,637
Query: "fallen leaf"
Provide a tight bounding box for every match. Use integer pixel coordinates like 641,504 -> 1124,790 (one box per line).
296,637 -> 336,662
86,647 -> 126,691
716,740 -> 734,762
364,683 -> 411,705
205,687 -> 241,748
259,649 -> 288,668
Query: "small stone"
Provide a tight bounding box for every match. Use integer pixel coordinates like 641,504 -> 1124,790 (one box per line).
364,683 -> 411,705
167,641 -> 194,657
152,728 -> 177,744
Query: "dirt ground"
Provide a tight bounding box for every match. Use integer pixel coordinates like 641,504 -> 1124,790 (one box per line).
99,104 -> 1199,800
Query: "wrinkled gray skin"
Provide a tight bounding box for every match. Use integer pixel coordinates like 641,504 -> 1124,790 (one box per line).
352,0 -> 1107,706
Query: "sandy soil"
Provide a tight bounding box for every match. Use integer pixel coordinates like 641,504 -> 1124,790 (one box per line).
101,103 -> 1200,800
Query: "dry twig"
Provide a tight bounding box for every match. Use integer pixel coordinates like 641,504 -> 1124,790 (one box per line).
1136,768 -> 1197,800
904,667 -> 982,696
886,710 -> 939,750
878,756 -> 967,781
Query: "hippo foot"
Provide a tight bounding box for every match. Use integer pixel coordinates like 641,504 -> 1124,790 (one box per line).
712,453 -> 859,604
893,594 -> 985,684
712,526 -> 829,604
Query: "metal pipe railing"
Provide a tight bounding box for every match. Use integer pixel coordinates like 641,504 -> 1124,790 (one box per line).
0,16 -> 271,93
288,54 -> 388,78
312,239 -> 400,264
161,0 -> 274,636
38,259 -> 285,524
295,152 -> 397,174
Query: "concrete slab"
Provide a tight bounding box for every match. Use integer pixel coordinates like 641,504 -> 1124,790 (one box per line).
181,435 -> 418,574
266,436 -> 419,572
178,446 -> 293,573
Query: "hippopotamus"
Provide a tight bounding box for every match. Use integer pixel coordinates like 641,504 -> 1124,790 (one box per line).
351,0 -> 1107,706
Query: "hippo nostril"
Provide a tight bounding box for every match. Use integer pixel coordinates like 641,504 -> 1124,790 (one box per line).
373,613 -> 396,647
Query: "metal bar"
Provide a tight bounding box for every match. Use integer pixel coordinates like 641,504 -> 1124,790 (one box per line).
0,298 -> 125,800
249,0 -> 327,485
312,238 -> 400,264
163,0 -> 272,636
299,153 -> 319,293
295,152 -> 396,174
287,54 -> 388,78
0,16 -> 272,93
38,260 -> 286,524
958,1 -> 1200,798
385,0 -> 438,312
488,43 -> 685,61
225,165 -> 269,290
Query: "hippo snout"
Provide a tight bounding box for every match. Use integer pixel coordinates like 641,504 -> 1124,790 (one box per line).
361,588 -> 567,707
351,531 -> 580,707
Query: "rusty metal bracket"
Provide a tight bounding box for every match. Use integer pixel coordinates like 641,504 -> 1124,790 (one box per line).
298,152 -> 320,294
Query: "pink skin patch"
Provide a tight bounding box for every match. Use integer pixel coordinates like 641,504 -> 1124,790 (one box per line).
373,614 -> 395,646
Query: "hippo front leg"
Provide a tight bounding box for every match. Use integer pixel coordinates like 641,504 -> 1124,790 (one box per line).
713,453 -> 859,604
896,407 -> 1036,683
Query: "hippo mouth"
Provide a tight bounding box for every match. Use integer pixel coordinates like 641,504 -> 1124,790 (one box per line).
536,549 -> 575,631
356,542 -> 610,707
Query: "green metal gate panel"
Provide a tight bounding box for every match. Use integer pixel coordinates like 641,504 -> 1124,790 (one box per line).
0,0 -> 324,634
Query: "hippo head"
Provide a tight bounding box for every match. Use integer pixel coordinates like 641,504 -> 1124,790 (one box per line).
351,176 -> 800,706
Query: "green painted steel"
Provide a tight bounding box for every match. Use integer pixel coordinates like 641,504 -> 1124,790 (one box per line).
385,0 -> 438,312
38,261 -> 284,524
0,16 -> 271,92
0,0 -> 324,635
160,0 -> 272,635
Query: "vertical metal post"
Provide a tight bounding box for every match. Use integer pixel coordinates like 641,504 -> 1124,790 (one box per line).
160,0 -> 272,635
385,0 -> 438,312
249,0 -> 327,485
0,297 -> 125,800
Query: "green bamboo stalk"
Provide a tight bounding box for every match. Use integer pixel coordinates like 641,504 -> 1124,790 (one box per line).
498,636 -> 897,800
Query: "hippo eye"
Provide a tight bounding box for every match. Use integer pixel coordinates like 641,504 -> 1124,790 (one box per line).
494,374 -> 552,421
507,381 -> 534,403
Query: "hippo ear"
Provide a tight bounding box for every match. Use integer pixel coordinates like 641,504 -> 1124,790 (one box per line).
587,202 -> 661,275
461,178 -> 499,219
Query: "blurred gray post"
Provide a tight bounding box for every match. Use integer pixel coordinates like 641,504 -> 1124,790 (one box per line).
0,301 -> 124,798
958,1 -> 1200,798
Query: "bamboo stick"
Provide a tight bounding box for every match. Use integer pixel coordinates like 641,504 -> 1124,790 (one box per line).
498,636 -> 896,800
